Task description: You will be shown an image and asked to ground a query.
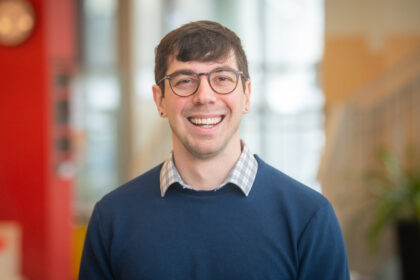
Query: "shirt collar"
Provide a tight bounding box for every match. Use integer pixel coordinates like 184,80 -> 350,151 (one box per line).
159,142 -> 258,197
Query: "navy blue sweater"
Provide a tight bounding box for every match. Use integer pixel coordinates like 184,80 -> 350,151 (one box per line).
79,156 -> 349,280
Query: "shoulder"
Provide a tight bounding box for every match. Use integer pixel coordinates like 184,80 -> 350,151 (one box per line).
246,155 -> 348,273
252,155 -> 332,219
254,156 -> 328,203
96,163 -> 163,212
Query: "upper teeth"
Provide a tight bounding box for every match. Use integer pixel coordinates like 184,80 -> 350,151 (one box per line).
190,117 -> 222,125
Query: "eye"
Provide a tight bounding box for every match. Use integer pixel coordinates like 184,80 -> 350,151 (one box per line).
217,76 -> 231,82
171,73 -> 197,88
174,78 -> 193,86
212,71 -> 236,84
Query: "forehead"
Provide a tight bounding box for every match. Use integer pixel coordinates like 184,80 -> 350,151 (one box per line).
166,52 -> 239,73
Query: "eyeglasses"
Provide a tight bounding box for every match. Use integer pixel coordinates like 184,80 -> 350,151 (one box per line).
158,68 -> 244,97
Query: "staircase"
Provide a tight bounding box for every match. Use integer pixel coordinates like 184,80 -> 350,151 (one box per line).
318,49 -> 420,276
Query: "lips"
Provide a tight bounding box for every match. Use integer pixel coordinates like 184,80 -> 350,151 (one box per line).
188,116 -> 224,128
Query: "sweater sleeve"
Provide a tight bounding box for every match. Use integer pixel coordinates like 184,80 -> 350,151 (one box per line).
79,203 -> 114,280
297,202 -> 350,280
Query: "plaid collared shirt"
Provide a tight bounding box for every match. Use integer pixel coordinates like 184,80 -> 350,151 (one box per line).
159,142 -> 258,197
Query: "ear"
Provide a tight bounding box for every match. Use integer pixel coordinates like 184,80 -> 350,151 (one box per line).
152,85 -> 166,117
242,80 -> 251,114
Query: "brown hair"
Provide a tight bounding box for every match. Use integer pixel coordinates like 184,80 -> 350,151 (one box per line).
154,20 -> 249,93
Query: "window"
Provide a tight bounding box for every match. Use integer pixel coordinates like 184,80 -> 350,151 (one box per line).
74,0 -> 120,214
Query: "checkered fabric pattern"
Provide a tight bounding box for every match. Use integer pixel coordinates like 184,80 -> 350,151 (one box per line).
160,142 -> 258,197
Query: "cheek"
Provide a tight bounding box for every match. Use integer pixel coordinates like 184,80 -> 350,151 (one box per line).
167,98 -> 188,119
224,94 -> 245,113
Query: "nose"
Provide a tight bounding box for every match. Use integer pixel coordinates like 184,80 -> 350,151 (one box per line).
191,75 -> 217,104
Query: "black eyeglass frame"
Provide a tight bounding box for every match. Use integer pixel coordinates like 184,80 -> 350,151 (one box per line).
158,68 -> 244,97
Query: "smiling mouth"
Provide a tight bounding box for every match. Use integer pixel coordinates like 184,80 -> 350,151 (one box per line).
188,116 -> 224,128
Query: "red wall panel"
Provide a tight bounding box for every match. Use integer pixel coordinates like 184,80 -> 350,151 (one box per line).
0,0 -> 75,279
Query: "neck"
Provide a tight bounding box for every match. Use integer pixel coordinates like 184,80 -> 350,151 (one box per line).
173,139 -> 242,191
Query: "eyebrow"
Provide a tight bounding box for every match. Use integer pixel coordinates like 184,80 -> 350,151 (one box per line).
168,66 -> 237,75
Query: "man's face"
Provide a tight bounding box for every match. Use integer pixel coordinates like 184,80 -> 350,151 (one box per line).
153,53 -> 251,160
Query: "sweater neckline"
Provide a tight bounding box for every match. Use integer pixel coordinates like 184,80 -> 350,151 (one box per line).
160,155 -> 264,198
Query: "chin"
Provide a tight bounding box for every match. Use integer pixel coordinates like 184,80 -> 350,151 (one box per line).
185,141 -> 225,160
187,146 -> 219,159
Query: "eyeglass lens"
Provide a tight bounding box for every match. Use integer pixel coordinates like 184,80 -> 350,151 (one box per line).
169,69 -> 238,96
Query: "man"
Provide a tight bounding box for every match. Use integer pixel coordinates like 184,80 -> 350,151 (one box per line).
79,20 -> 349,280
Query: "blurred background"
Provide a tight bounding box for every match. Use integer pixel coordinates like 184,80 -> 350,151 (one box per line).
0,0 -> 419,279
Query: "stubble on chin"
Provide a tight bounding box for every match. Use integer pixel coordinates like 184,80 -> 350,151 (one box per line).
169,117 -> 242,161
